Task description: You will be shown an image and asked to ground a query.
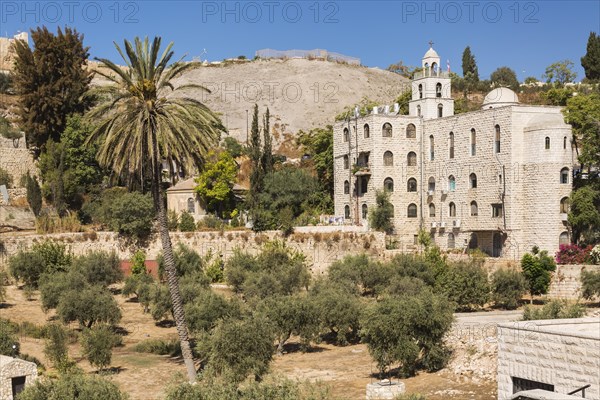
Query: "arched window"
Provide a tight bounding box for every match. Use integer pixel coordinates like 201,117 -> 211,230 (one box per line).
429,203 -> 436,217
563,136 -> 567,149
418,84 -> 423,99
560,167 -> 569,184
560,197 -> 570,213
469,233 -> 478,249
417,105 -> 421,117
384,177 -> 394,192
407,152 -> 417,166
495,125 -> 501,153
343,128 -> 349,142
407,178 -> 417,192
344,205 -> 350,219
344,180 -> 350,194
470,128 -> 476,156
364,124 -> 370,138
406,124 -> 416,138
428,177 -> 436,192
437,104 -> 443,118
448,175 -> 456,191
187,198 -> 195,214
545,137 -> 550,150
343,155 -> 349,169
470,173 -> 477,189
407,203 -> 417,218
384,151 -> 394,166
429,135 -> 435,160
447,233 -> 455,249
449,202 -> 456,217
470,201 -> 478,216
382,123 -> 393,137
449,132 -> 455,159
362,204 -> 368,219
559,231 -> 569,246
436,82 -> 442,98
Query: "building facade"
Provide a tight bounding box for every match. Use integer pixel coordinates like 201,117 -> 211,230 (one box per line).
333,46 -> 575,259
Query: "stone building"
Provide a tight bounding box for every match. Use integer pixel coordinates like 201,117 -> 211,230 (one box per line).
497,318 -> 600,400
0,355 -> 38,400
333,46 -> 574,259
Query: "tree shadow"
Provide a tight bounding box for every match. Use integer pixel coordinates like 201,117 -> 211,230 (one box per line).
109,287 -> 122,296
369,365 -> 414,380
0,303 -> 14,309
97,366 -> 127,375
155,320 -> 175,328
113,326 -> 130,337
280,342 -> 327,355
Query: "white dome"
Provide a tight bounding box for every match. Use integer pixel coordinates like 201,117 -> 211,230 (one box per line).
424,47 -> 439,59
482,87 -> 520,109
525,113 -> 569,131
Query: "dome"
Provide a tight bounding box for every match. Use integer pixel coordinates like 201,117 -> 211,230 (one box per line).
525,113 -> 570,131
482,88 -> 520,109
424,47 -> 439,59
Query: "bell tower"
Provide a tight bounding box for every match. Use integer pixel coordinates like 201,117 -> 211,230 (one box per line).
409,42 -> 454,120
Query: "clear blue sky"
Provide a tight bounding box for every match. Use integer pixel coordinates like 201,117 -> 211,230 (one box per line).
1,1 -> 599,81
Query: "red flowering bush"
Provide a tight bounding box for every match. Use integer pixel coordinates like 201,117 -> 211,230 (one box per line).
555,244 -> 593,264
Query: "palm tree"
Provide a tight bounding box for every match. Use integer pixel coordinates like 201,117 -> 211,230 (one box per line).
86,37 -> 224,382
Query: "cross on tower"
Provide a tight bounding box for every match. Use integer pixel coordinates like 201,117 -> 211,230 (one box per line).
429,40 -> 434,48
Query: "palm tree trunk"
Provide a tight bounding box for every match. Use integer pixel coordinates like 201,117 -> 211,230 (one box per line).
151,144 -> 197,383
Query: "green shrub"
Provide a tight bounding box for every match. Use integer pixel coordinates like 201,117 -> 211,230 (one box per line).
80,325 -> 119,371
25,173 -> 43,216
17,372 -> 128,400
197,214 -> 224,230
57,286 -> 121,328
108,191 -> 155,238
132,338 -> 180,356
72,251 -> 123,287
438,262 -> 490,311
369,190 -> 394,234
9,240 -> 72,288
581,269 -> 600,300
179,211 -> 196,232
0,167 -> 13,188
167,209 -> 179,231
43,323 -> 70,371
491,269 -> 528,309
521,247 -> 557,299
522,299 -> 585,320
0,319 -> 19,356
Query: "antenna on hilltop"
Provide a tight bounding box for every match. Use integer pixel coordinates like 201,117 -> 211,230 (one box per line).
200,48 -> 207,62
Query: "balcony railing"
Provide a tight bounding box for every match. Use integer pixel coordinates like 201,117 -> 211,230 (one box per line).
413,70 -> 450,79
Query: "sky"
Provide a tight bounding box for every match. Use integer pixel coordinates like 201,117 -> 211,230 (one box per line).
1,0 -> 599,81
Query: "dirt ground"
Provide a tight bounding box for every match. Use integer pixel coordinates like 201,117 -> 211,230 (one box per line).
1,284 -> 497,400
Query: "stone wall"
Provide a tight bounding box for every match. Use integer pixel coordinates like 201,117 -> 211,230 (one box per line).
0,355 -> 38,400
0,147 -> 37,189
0,230 -> 386,275
0,189 -> 27,206
497,319 -> 600,400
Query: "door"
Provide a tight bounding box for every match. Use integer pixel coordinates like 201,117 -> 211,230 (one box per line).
493,233 -> 503,258
12,376 -> 26,397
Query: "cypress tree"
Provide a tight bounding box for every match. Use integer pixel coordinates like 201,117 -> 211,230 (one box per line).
581,31 -> 600,82
249,104 -> 262,197
261,107 -> 273,175
25,173 -> 42,217
461,46 -> 479,82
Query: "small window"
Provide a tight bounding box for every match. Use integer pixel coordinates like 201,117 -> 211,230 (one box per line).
449,132 -> 455,159
428,177 -> 435,192
361,177 -> 368,193
470,201 -> 478,216
417,105 -> 421,117
545,137 -> 550,150
384,151 -> 394,166
407,152 -> 417,166
449,202 -> 456,217
447,233 -> 455,249
560,167 -> 569,184
418,84 -> 423,99
343,155 -> 349,169
495,125 -> 501,153
436,82 -> 442,98
407,178 -> 417,192
382,123 -> 393,137
559,232 -> 569,246
560,197 -> 570,213
364,124 -> 370,138
470,173 -> 477,189
406,124 -> 416,138
384,177 -> 394,192
407,203 -> 417,218
344,180 -> 350,195
390,204 -> 395,217
563,136 -> 567,149
187,198 -> 195,214
512,377 -> 555,394
429,135 -> 435,160
492,203 -> 503,218
470,128 -> 476,156
344,205 -> 350,219
469,233 -> 478,249
362,204 -> 368,219
437,103 -> 443,118
498,174 -> 503,185
448,175 -> 456,191
429,203 -> 436,217
343,128 -> 349,142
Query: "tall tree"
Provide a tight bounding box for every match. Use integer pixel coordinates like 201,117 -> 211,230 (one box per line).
86,37 -> 224,382
248,104 -> 262,197
543,60 -> 577,85
262,107 -> 273,175
461,46 -> 479,82
12,26 -> 92,153
490,66 -> 520,91
581,31 -> 600,82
